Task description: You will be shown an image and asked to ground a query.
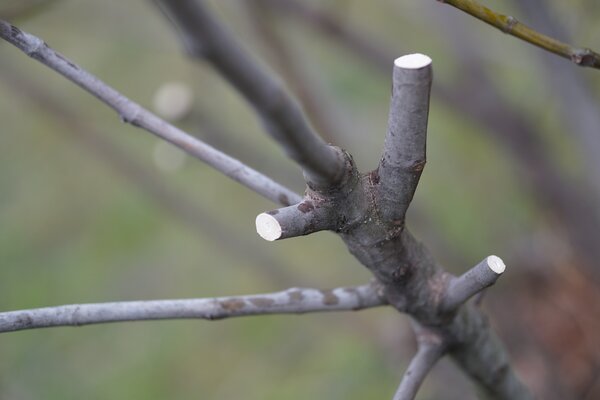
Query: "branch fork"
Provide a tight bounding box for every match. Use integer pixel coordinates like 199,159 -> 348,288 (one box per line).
0,5 -> 532,398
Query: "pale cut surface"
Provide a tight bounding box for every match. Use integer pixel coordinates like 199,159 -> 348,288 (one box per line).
487,255 -> 506,274
394,53 -> 432,69
255,213 -> 282,241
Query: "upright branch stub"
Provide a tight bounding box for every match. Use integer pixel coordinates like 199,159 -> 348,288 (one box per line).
378,54 -> 432,223
155,0 -> 346,189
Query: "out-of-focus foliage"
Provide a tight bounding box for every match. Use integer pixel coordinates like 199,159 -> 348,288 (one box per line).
0,1 -> 598,399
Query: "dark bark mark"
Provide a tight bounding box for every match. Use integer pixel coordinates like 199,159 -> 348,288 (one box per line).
320,289 -> 340,305
10,24 -> 21,38
16,314 -> 33,328
297,200 -> 314,213
249,297 -> 275,307
369,169 -> 380,185
410,159 -> 426,172
55,52 -> 79,70
278,193 -> 290,206
267,209 -> 279,215
288,290 -> 304,303
220,299 -> 245,312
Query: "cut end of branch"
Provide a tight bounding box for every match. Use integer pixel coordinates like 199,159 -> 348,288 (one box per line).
394,53 -> 432,70
255,213 -> 282,241
487,255 -> 506,274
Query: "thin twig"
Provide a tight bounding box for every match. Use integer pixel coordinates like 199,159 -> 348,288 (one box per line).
0,20 -> 299,206
0,61 -> 304,287
0,284 -> 386,333
154,0 -> 346,189
440,0 -> 600,69
393,324 -> 446,400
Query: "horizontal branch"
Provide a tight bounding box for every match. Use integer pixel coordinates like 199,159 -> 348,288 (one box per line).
0,284 -> 386,333
440,0 -> 600,69
442,255 -> 506,313
155,0 -> 346,189
378,54 -> 432,222
256,200 -> 333,241
0,20 -> 300,207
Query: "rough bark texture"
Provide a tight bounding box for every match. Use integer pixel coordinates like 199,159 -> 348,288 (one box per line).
256,56 -> 531,398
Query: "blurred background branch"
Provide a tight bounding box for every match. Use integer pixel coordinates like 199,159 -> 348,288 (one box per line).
441,0 -> 600,68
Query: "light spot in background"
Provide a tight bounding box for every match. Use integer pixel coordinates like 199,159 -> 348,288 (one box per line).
153,141 -> 186,173
152,82 -> 193,121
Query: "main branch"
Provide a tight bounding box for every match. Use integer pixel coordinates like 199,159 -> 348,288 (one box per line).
155,0 -> 346,189
0,20 -> 299,206
440,0 -> 600,69
0,284 -> 385,333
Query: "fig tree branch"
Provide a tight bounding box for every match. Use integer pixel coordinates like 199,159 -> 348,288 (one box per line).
0,283 -> 386,333
0,19 -> 300,207
440,0 -> 600,69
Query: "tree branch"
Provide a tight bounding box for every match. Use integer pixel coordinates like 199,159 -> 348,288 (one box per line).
0,283 -> 386,333
439,0 -> 600,69
245,0 -> 345,145
0,60 -> 307,287
0,19 -> 299,207
378,54 -> 432,223
274,0 -> 600,282
154,0 -> 346,189
256,201 -> 333,241
442,256 -> 505,313
393,326 -> 446,400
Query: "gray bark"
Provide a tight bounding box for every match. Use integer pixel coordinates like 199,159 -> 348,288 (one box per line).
0,284 -> 384,333
155,0 -> 346,189
0,7 -> 533,400
0,20 -> 298,207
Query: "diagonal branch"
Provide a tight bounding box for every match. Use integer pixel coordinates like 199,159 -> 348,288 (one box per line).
439,0 -> 600,69
442,255 -> 505,313
0,283 -> 386,333
393,323 -> 446,400
245,0 -> 345,145
154,0 -> 346,189
0,20 -> 299,207
0,60 -> 305,287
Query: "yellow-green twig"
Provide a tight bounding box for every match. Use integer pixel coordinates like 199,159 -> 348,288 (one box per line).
440,0 -> 600,69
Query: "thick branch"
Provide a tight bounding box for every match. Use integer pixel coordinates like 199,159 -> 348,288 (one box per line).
0,284 -> 386,333
276,0 -> 600,281
393,328 -> 446,400
0,20 -> 299,206
440,0 -> 600,69
154,0 -> 346,188
378,54 -> 432,222
442,255 -> 505,313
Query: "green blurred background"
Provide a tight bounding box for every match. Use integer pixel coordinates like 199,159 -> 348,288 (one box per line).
1,0 -> 599,399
